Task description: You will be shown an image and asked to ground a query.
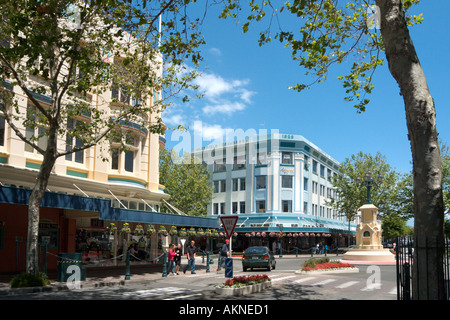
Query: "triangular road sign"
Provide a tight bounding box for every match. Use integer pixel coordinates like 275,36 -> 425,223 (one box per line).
220,216 -> 239,239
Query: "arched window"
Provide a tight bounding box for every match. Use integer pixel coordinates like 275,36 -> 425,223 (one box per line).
363,231 -> 371,237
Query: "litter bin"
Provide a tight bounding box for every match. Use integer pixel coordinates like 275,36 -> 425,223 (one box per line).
57,253 -> 86,282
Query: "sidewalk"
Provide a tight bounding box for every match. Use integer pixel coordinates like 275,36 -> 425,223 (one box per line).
0,257 -> 209,296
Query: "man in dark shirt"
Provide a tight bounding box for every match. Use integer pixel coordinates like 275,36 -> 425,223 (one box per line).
174,243 -> 182,275
217,239 -> 229,271
183,240 -> 197,274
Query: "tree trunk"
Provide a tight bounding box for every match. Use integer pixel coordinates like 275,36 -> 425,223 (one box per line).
25,131 -> 58,275
377,0 -> 445,299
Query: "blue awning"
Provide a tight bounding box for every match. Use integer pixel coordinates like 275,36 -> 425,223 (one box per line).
0,185 -> 217,228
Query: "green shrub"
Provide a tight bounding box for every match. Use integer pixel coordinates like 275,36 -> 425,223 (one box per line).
10,272 -> 50,288
302,257 -> 330,269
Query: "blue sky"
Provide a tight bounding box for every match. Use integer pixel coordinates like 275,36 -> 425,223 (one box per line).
163,1 -> 449,175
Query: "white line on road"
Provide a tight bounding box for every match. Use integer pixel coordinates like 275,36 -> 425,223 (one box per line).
311,279 -> 336,286
271,275 -> 297,282
164,293 -> 203,300
292,277 -> 317,284
335,281 -> 360,289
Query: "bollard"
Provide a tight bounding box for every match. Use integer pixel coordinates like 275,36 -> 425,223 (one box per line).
206,252 -> 210,273
125,250 -> 130,280
311,247 -> 314,258
162,250 -> 168,277
295,247 -> 298,258
336,245 -> 339,256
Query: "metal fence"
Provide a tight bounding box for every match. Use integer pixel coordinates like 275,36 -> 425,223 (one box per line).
396,236 -> 450,300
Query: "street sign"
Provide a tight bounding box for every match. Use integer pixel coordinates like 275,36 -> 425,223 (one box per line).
225,258 -> 233,278
225,268 -> 233,278
220,216 -> 239,239
225,257 -> 233,268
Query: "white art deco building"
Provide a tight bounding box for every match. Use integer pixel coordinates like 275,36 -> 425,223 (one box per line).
192,133 -> 357,253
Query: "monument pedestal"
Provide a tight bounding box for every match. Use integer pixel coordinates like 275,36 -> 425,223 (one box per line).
341,203 -> 395,263
342,248 -> 395,262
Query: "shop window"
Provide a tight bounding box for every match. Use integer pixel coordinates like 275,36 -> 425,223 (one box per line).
38,220 -> 59,250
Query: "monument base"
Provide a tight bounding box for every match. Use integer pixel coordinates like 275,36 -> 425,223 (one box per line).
342,248 -> 395,262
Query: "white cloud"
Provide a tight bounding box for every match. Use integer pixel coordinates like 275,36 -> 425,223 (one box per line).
192,71 -> 255,116
193,121 -> 229,142
209,48 -> 222,56
202,101 -> 246,115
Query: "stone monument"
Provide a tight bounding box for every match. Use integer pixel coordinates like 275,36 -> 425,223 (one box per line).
342,203 -> 395,262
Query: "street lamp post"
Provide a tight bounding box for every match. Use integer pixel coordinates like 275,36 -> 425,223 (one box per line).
355,170 -> 383,204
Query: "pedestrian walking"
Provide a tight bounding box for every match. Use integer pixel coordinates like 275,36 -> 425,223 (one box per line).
217,239 -> 230,271
174,243 -> 182,275
168,244 -> 176,275
183,240 -> 197,274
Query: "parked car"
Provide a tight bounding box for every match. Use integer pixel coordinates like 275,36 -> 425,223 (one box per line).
242,246 -> 276,271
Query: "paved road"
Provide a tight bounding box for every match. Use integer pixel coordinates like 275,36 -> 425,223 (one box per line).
1,258 -> 397,301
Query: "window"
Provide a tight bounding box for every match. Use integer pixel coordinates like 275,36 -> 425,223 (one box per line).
65,118 -> 84,164
281,175 -> 293,188
0,115 -> 4,146
213,181 -> 219,193
282,200 -> 292,213
320,185 -> 325,196
256,200 -> 265,213
213,158 -> 226,172
304,178 -> 309,191
257,152 -> 266,165
240,201 -> 246,214
312,181 -> 318,194
232,202 -> 238,214
320,164 -> 325,177
124,150 -> 135,172
303,202 -> 308,214
233,155 -> 246,170
110,130 -> 141,173
240,178 -> 246,191
220,202 -> 225,215
256,176 -> 266,189
282,152 -> 293,165
312,160 -> 318,173
111,148 -> 119,170
232,179 -> 239,191
220,180 -> 226,192
25,103 -> 47,153
213,203 -> 219,215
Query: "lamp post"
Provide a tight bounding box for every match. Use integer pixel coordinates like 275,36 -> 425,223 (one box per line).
355,170 -> 383,204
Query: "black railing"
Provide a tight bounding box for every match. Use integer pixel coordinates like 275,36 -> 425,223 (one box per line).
396,236 -> 449,300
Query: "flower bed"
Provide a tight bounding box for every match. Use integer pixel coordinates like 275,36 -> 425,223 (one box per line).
215,275 -> 271,296
301,261 -> 356,272
296,257 -> 359,274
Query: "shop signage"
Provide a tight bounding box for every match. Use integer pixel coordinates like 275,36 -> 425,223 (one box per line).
280,167 -> 295,175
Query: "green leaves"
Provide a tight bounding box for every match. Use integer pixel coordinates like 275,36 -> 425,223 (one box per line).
160,148 -> 213,216
327,151 -> 402,222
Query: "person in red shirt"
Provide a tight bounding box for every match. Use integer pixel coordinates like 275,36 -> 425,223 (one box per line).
168,244 -> 177,275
